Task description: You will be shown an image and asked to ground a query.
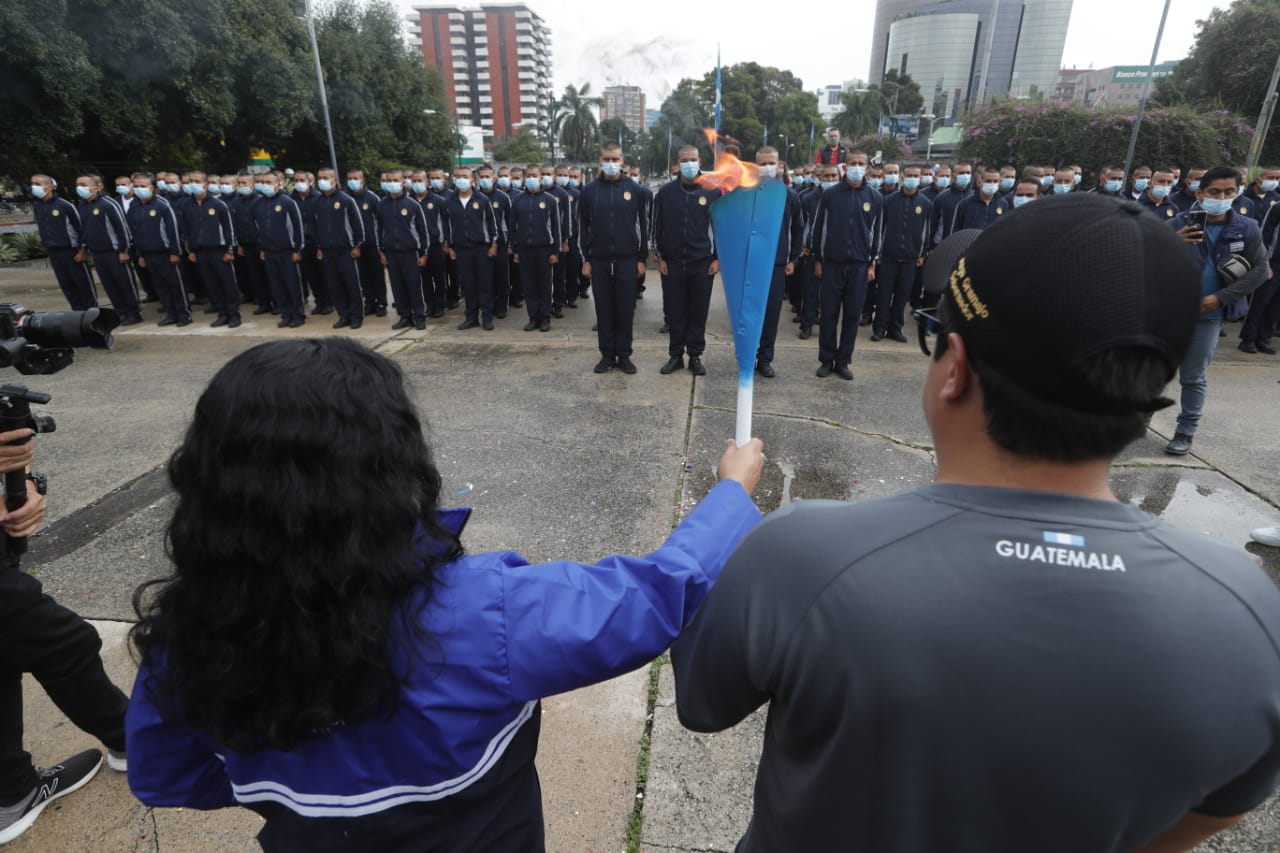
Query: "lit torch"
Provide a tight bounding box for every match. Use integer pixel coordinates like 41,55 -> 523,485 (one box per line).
697,130 -> 787,447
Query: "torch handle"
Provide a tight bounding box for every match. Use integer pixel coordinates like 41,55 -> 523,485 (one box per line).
735,380 -> 754,447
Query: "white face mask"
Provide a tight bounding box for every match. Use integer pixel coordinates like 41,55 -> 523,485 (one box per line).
758,164 -> 778,179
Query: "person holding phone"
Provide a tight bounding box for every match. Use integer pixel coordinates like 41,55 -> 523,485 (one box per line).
1166,166 -> 1269,456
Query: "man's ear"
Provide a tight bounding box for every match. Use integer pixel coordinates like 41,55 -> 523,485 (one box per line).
938,333 -> 975,403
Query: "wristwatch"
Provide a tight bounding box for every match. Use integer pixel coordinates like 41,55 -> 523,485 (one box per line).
26,472 -> 47,496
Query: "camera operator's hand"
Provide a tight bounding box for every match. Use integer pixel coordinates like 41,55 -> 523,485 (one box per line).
1,479 -> 45,539
717,438 -> 766,494
0,429 -> 36,474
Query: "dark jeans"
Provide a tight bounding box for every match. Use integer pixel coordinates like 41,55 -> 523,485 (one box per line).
356,244 -> 386,312
661,260 -> 714,358
757,264 -> 787,364
818,261 -> 869,366
1241,266 -> 1280,343
90,251 -> 140,322
455,246 -> 494,323
141,253 -> 190,322
591,257 -> 639,358
193,249 -> 241,320
874,259 -> 918,335
518,247 -> 554,322
320,250 -> 364,324
48,248 -> 97,310
263,251 -> 305,322
0,559 -> 127,803
386,251 -> 426,322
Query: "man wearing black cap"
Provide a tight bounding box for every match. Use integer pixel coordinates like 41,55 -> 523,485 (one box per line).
1166,166 -> 1269,455
671,194 -> 1280,853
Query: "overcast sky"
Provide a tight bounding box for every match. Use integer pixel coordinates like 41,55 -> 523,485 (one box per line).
400,0 -> 1216,105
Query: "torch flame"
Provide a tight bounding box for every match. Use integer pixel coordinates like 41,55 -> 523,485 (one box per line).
694,128 -> 760,193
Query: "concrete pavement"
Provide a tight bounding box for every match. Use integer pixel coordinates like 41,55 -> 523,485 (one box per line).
0,263 -> 1277,851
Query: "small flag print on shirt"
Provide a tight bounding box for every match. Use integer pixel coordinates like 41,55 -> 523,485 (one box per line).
1043,531 -> 1086,547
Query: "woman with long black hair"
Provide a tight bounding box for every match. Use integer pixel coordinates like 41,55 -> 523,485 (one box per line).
125,337 -> 764,852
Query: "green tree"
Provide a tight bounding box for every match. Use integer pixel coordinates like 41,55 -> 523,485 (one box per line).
878,69 -> 925,115
493,127 -> 546,164
833,91 -> 881,140
556,83 -> 602,162
540,98 -> 567,162
599,117 -> 636,150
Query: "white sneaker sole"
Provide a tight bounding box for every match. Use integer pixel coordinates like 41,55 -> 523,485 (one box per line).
1250,527 -> 1280,547
0,755 -> 102,844
106,753 -> 127,773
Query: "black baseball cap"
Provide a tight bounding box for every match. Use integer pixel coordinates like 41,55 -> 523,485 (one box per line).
924,194 -> 1201,414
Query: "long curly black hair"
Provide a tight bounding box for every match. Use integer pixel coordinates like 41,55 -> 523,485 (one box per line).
131,338 -> 462,752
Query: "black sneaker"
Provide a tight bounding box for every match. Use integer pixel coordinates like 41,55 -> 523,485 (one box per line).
816,362 -> 833,378
798,326 -> 812,340
593,357 -> 614,374
523,320 -> 539,332
0,749 -> 103,844
392,317 -> 413,330
1165,433 -> 1194,456
835,364 -> 853,381
660,356 -> 684,374
688,356 -> 706,376
1258,341 -> 1278,355
757,362 -> 776,378
1240,340 -> 1258,354
617,357 -> 638,375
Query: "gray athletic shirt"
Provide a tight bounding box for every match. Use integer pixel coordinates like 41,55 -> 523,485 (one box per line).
671,484 -> 1280,852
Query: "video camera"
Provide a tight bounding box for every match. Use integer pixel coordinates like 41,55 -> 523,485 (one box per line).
0,303 -> 119,562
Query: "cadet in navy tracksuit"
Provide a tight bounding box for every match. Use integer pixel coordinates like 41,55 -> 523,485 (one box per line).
477,168 -> 512,318
545,171 -> 573,314
952,170 -> 1006,232
930,166 -> 972,247
292,176 -> 331,315
347,171 -> 387,317
578,146 -> 650,374
30,176 -> 97,310
253,176 -> 306,327
809,157 -> 882,379
181,177 -> 241,327
509,167 -> 562,332
563,169 -> 584,301
125,177 -> 190,326
653,149 -> 720,376
375,174 -> 430,331
412,175 -> 451,317
797,166 -> 834,338
874,168 -> 932,342
1238,170 -> 1280,226
227,178 -> 269,314
752,150 -> 803,378
313,172 -> 366,329
76,175 -> 143,324
442,169 -> 499,330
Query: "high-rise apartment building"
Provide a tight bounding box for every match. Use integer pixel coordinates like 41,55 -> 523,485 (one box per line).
600,85 -> 646,134
870,0 -> 1073,120
408,3 -> 553,139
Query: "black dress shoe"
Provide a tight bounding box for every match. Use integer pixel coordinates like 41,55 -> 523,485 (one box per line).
1165,433 -> 1194,456
288,317 -> 305,328
524,320 -> 539,331
835,364 -> 853,380
333,318 -> 351,329
228,316 -> 242,329
1258,341 -> 1278,355
482,318 -> 494,330
799,326 -> 812,340
349,321 -> 362,330
176,318 -> 192,327
277,318 -> 291,328
211,316 -> 229,328
660,356 -> 684,374
593,357 -> 614,374
816,362 -> 833,378
392,317 -> 413,330
888,330 -> 909,343
539,320 -> 551,332
431,309 -> 446,319
1240,340 -> 1259,353
659,323 -> 669,334
457,319 -> 479,330
688,356 -> 706,376
870,331 -> 885,342
757,362 -> 776,378
157,317 -> 176,327
495,311 -> 507,319
253,305 -> 272,315
617,357 -> 638,374
414,319 -> 426,330
551,308 -> 565,319
376,307 -> 387,317
313,305 -> 335,315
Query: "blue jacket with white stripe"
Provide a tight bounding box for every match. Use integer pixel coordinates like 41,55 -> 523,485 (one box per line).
126,479 -> 761,852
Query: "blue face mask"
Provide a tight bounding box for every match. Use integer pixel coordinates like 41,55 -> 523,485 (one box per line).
541,175 -> 554,188
555,175 -> 569,187
820,180 -> 837,190
478,178 -> 494,191
867,178 -> 883,190
1053,184 -> 1072,194
208,184 -> 222,195
347,179 -> 363,192
1263,180 -> 1280,193
569,178 -> 580,188
1105,179 -> 1123,193
1134,178 -> 1150,192
317,178 -> 334,193
1152,185 -> 1171,199
1012,195 -> 1033,208
846,166 -> 866,184
955,174 -> 971,188
1189,181 -> 1201,192
1201,198 -> 1234,216
381,181 -> 402,194
409,181 -> 426,194
1073,174 -> 1082,185
679,161 -> 700,180
182,183 -> 197,195
76,186 -> 92,199
999,177 -> 1014,192
454,177 -> 471,193
133,187 -> 152,201
292,182 -> 309,194
903,177 -> 920,191
524,177 -> 540,191
601,162 -> 622,177
920,175 -> 933,186
236,186 -> 253,196
884,173 -> 899,186
429,178 -> 444,191
936,177 -> 951,190
116,185 -> 131,196
261,185 -> 278,198
1040,176 -> 1053,187
497,177 -> 511,190
221,183 -> 235,195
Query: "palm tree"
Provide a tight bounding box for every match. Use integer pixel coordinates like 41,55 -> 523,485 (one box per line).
556,83 -> 602,162
540,95 -> 566,162
833,90 -> 880,141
